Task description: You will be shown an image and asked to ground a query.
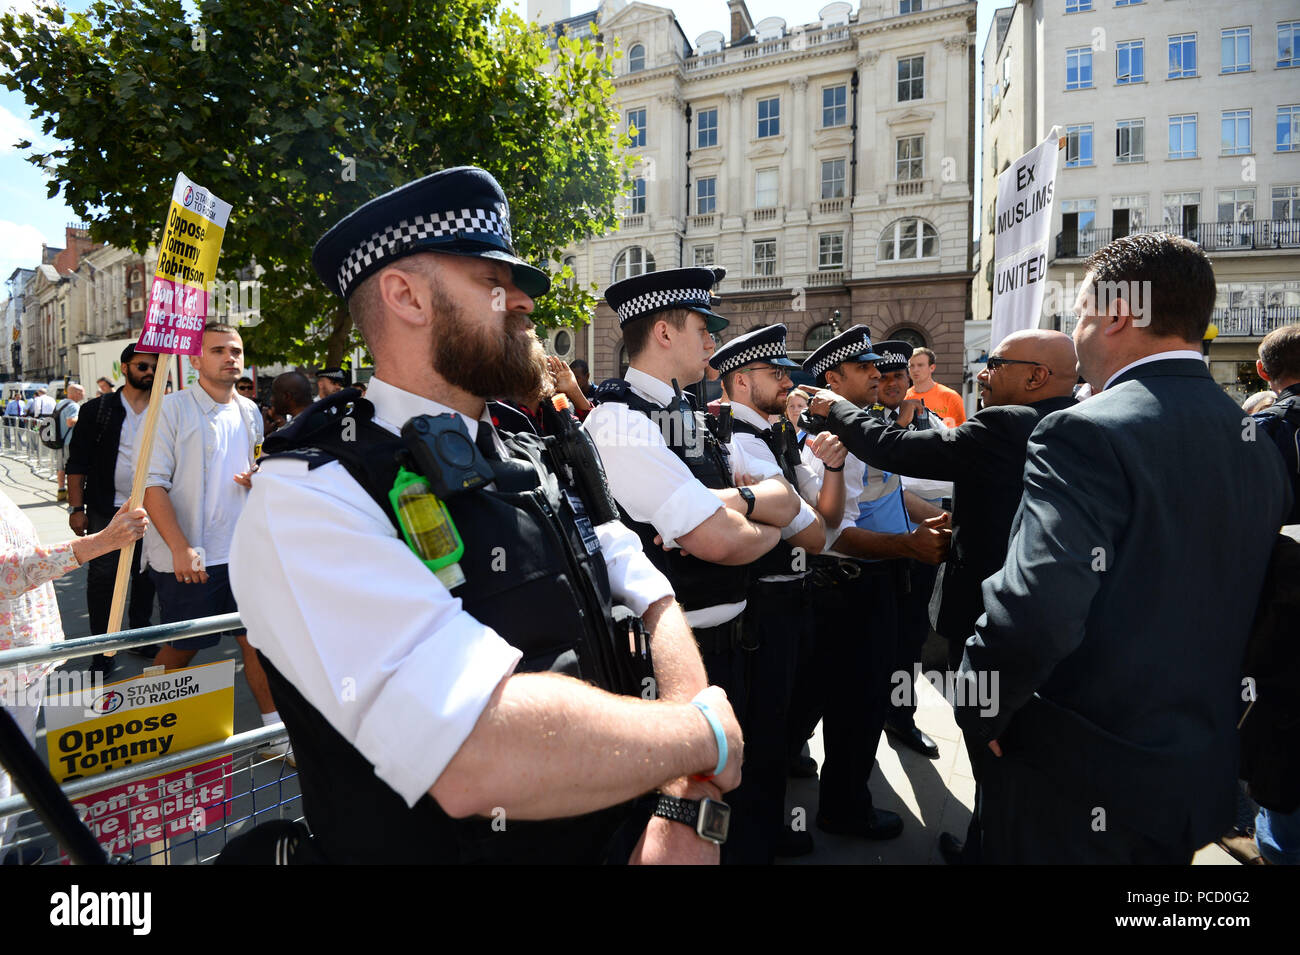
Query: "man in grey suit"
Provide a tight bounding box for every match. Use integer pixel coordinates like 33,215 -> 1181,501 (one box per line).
958,233 -> 1292,864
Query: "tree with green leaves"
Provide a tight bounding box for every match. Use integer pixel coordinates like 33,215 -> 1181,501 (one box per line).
0,0 -> 631,366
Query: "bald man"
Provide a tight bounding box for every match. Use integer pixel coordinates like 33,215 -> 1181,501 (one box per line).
801,329 -> 1078,862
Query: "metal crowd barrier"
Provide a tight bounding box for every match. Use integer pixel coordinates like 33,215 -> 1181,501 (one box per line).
0,415 -> 59,478
0,614 -> 301,865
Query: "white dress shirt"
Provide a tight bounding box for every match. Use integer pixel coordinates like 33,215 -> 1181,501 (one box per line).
584,367 -> 744,628
229,376 -> 673,808
1103,350 -> 1205,391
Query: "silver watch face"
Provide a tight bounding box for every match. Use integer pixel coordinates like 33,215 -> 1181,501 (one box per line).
697,798 -> 731,844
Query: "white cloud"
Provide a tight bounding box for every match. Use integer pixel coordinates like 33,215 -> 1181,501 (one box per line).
0,103 -> 37,155
0,218 -> 53,282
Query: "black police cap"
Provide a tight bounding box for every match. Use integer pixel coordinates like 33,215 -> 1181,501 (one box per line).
311,166 -> 550,301
802,325 -> 885,380
871,340 -> 915,374
709,323 -> 801,374
604,267 -> 729,333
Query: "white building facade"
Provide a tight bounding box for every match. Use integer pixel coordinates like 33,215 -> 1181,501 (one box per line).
976,0 -> 1300,403
538,0 -> 977,385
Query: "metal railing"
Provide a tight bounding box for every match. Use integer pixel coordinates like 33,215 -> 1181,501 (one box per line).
1,416 -> 59,477
1054,218 -> 1300,259
0,615 -> 300,865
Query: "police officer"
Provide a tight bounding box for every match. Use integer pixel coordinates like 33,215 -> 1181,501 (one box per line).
228,167 -> 743,864
709,324 -> 848,860
583,268 -> 802,862
867,340 -> 946,760
791,326 -> 951,840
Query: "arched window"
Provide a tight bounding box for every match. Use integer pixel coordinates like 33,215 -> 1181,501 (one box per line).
612,247 -> 656,284
878,218 -> 939,261
887,327 -> 927,351
562,255 -> 578,290
628,44 -> 646,73
804,323 -> 836,351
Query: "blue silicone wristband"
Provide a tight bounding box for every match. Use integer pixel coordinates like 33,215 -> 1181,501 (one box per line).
691,700 -> 728,779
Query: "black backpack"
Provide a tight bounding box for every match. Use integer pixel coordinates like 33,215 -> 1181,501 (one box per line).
1239,532 -> 1300,813
1254,392 -> 1300,525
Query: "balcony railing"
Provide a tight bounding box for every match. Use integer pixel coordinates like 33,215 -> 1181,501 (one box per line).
1054,219 -> 1300,259
620,214 -> 646,230
1211,307 -> 1300,338
688,213 -> 717,231
806,270 -> 844,287
741,276 -> 781,291
816,198 -> 846,215
889,179 -> 929,199
750,207 -> 781,224
683,25 -> 850,71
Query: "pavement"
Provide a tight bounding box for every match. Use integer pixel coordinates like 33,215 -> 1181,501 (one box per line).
1,447 -> 1239,864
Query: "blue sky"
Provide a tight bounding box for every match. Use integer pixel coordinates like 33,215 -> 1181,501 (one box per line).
1,0 -> 1001,284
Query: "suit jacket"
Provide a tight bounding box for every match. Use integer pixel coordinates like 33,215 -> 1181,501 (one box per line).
824,394 -> 1077,641
64,390 -> 127,517
958,359 -> 1292,850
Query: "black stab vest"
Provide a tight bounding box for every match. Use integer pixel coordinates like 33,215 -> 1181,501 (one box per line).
730,416 -> 800,580
256,391 -> 635,864
592,379 -> 750,613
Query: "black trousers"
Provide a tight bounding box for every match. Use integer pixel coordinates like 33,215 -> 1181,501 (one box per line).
85,507 -> 156,636
889,559 -> 939,729
794,560 -> 901,820
704,580 -> 807,864
979,750 -> 1195,865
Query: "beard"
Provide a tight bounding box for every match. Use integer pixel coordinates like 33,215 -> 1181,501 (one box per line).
755,388 -> 788,417
429,287 -> 544,401
125,366 -> 154,391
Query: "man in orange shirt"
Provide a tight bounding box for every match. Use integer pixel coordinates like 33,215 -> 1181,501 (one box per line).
907,347 -> 967,427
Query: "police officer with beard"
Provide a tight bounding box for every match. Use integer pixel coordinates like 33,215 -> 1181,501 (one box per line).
709,324 -> 848,860
229,167 -> 743,864
584,269 -> 802,862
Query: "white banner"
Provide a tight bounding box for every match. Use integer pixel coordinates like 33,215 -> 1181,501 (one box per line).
990,134 -> 1059,349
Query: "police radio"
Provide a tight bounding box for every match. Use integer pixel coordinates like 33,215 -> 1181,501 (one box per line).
400,414 -> 495,498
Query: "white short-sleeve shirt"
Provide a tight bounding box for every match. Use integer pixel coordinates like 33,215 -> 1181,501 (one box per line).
229,376 -> 673,808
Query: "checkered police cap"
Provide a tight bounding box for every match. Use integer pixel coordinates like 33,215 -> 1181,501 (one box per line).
311,166 -> 550,301
871,340 -> 915,373
604,266 -> 730,333
709,323 -> 801,375
803,325 -> 885,379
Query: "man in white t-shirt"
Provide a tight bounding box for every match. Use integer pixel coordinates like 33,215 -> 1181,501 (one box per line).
141,324 -> 281,747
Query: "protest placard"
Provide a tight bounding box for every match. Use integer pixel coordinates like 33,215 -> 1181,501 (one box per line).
990,134 -> 1060,349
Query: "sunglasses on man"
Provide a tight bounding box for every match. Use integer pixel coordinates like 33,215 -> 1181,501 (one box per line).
986,356 -> 1052,375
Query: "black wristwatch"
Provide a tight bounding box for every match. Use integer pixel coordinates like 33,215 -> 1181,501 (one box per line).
69,505 -> 85,514
737,486 -> 756,517
652,794 -> 731,845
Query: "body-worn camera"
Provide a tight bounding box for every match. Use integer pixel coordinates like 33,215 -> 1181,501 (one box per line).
400,414 -> 495,498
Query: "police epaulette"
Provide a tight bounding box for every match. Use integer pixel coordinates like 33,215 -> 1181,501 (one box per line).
259,446 -> 338,470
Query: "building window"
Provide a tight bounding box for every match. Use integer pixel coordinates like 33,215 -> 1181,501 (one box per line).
1168,33 -> 1197,78
1111,194 -> 1147,237
1064,124 -> 1094,167
757,97 -> 780,138
818,233 -> 844,270
612,247 -> 656,283
697,108 -> 718,148
898,55 -> 924,101
1221,109 -> 1251,155
1279,105 -> 1300,152
822,85 -> 847,128
896,135 -> 923,180
1066,0 -> 1092,12
1059,198 -> 1097,256
693,245 -> 715,267
1221,27 -> 1251,74
1115,0 -> 1142,6
1162,191 -> 1201,234
1272,185 -> 1300,221
1116,40 -> 1144,83
1169,114 -> 1197,158
820,159 -> 846,199
629,177 -> 647,214
1217,188 -> 1255,223
878,218 -> 939,260
1116,118 -> 1144,162
1066,47 -> 1093,89
562,255 -> 577,290
628,44 -> 645,73
899,0 -> 922,12
1280,21 -> 1300,68
752,239 -> 777,276
696,177 -> 717,214
755,168 -> 779,208
627,108 -> 647,148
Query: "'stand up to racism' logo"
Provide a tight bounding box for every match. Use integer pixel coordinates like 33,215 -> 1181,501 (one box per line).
90,690 -> 125,715
183,185 -> 194,208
